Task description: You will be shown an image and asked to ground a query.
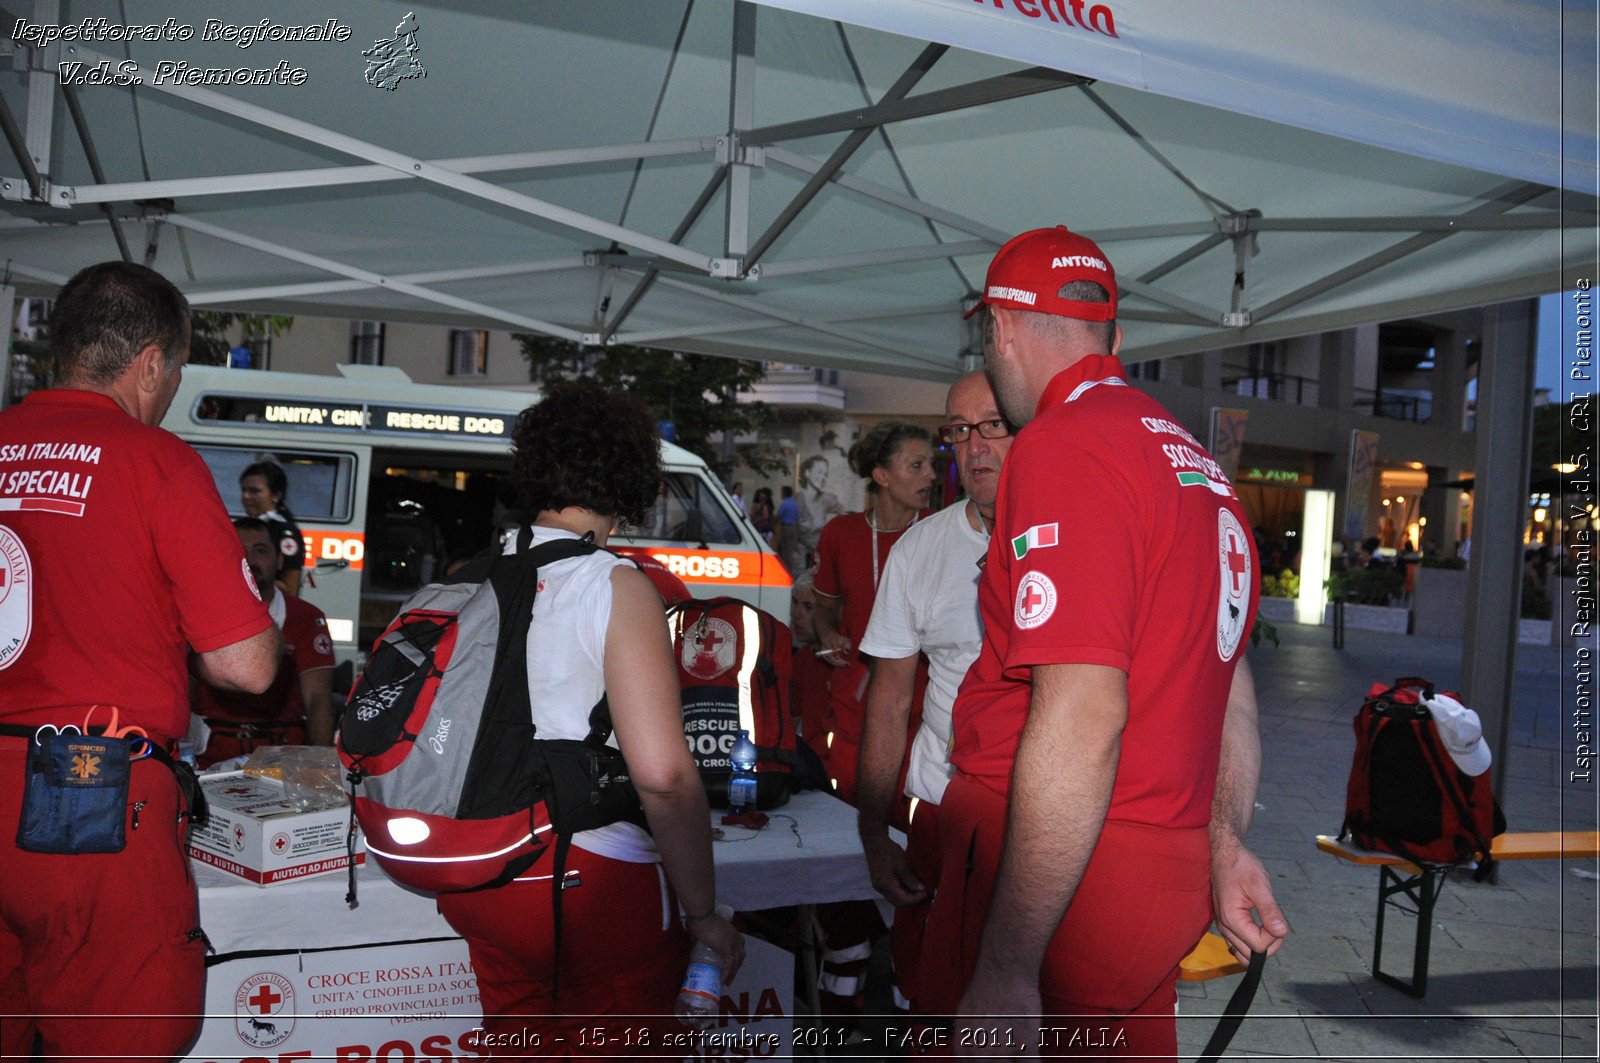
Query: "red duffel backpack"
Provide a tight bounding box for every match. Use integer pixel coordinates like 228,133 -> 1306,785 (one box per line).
668,596 -> 796,809
1341,677 -> 1506,873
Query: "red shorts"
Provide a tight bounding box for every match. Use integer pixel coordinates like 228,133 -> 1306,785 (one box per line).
919,774 -> 1212,1057
438,844 -> 689,1059
890,798 -> 942,1009
0,737 -> 205,1063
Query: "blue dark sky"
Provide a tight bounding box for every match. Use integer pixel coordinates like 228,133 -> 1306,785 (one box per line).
1537,291 -> 1571,398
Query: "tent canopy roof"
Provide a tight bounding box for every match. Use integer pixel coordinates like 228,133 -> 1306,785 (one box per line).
2,0 -> 1592,380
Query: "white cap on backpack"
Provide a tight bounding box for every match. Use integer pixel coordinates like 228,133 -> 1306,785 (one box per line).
1422,692 -> 1492,776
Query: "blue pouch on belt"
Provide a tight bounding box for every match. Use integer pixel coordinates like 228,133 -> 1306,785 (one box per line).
16,726 -> 136,855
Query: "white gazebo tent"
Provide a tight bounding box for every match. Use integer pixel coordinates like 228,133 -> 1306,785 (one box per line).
2,0 -> 1594,779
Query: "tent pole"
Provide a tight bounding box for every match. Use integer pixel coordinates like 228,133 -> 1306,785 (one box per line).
1253,183 -> 1550,322
58,86 -> 132,263
1140,233 -> 1229,285
59,138 -> 719,206
602,169 -> 729,342
766,147 -> 1010,243
725,2 -> 757,260
752,239 -> 992,279
22,0 -> 57,189
160,214 -> 588,342
744,66 -> 1081,146
1079,85 -> 1235,217
188,258 -> 585,306
0,93 -> 44,202
52,45 -> 720,273
742,42 -> 948,274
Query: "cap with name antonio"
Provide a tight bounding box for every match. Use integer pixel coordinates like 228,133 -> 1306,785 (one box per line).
964,225 -> 1117,322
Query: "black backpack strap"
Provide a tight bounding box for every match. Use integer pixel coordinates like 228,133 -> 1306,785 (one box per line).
1194,950 -> 1266,1063
549,830 -> 573,1000
585,695 -> 616,747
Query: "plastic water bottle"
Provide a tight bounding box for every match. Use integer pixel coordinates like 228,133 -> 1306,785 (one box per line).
675,904 -> 735,1029
728,730 -> 759,813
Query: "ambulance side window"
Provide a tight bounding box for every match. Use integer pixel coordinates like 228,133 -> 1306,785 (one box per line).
617,472 -> 741,546
192,445 -> 356,523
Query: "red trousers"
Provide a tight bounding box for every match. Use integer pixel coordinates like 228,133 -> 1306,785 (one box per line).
0,737 -> 205,1063
919,774 -> 1212,1058
438,844 -> 689,1058
890,798 -> 942,1009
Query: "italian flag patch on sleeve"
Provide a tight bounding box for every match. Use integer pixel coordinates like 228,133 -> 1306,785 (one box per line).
1011,523 -> 1059,560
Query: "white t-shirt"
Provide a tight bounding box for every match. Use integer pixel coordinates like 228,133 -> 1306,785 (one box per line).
514,527 -> 657,863
858,501 -> 988,805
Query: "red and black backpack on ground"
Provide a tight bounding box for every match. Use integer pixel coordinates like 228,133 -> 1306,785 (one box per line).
667,596 -> 797,809
1341,677 -> 1506,873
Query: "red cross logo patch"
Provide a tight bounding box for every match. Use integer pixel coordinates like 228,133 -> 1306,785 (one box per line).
1216,508 -> 1251,661
234,972 -> 295,1048
1014,571 -> 1058,631
680,616 -> 738,680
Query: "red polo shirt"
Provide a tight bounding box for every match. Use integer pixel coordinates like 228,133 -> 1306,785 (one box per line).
0,389 -> 272,742
949,355 -> 1258,828
813,510 -> 931,643
193,594 -> 334,726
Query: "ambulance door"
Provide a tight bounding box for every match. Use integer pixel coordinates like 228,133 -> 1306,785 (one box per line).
359,449 -> 512,648
611,467 -> 791,610
190,441 -> 369,662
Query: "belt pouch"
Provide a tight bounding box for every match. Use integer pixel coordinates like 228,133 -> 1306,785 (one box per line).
16,732 -> 133,854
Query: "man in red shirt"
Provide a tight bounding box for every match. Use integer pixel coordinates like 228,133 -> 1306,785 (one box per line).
193,518 -> 337,764
921,229 -> 1287,1056
0,262 -> 279,1061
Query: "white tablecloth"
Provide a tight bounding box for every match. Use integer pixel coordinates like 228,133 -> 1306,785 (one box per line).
198,790 -> 878,955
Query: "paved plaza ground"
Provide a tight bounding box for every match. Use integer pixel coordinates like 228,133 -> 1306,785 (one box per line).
1173,622 -> 1598,1062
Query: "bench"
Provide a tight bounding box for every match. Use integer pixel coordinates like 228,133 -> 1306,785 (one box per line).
1315,831 -> 1600,997
1179,931 -> 1248,981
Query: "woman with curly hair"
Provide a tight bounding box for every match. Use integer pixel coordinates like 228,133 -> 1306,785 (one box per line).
436,380 -> 741,1053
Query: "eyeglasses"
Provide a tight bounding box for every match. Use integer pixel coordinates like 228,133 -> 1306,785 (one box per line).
939,419 -> 1012,445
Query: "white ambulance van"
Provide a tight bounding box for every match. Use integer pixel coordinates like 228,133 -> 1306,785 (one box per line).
163,365 -> 791,663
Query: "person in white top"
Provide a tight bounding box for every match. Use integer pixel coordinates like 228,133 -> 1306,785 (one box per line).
435,381 -> 741,1047
856,370 -> 1014,1011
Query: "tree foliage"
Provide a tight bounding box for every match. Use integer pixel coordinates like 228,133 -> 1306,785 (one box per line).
516,335 -> 774,477
1531,399 -> 1595,476
188,311 -> 295,367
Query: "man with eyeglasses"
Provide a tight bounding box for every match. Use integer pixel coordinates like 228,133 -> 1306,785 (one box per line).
856,370 -> 1014,1013
919,228 -> 1288,1057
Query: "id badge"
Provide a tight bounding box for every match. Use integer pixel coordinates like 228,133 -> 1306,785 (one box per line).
16,729 -> 135,855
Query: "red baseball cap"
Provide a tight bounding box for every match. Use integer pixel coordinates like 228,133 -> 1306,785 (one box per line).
964,226 -> 1117,322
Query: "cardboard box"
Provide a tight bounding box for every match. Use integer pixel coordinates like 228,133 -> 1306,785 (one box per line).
189,771 -> 365,886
